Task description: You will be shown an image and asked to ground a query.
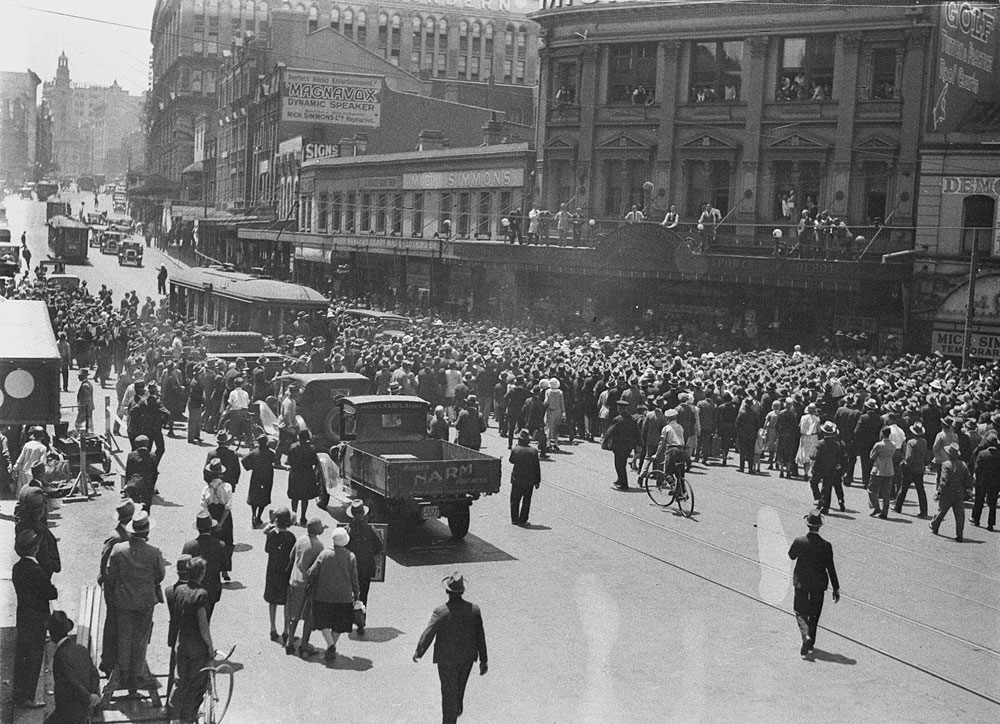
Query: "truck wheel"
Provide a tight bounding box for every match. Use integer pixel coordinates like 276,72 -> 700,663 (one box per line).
447,506 -> 470,539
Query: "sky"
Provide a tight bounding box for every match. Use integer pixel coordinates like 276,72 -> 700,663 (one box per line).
2,1 -> 156,96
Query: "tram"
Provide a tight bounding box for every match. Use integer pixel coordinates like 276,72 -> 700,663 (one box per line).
47,215 -> 90,262
168,266 -> 328,335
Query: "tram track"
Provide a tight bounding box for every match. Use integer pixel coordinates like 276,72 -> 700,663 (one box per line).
535,492 -> 1000,709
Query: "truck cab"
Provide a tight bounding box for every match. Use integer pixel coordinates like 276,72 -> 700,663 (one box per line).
338,395 -> 501,539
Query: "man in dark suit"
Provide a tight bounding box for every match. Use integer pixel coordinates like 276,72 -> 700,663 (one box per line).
12,529 -> 58,708
182,511 -> 227,620
509,429 -> 541,526
47,610 -> 100,724
854,398 -> 883,489
413,572 -> 488,724
99,498 -> 136,675
833,394 -> 861,486
788,510 -> 840,658
606,399 -> 641,489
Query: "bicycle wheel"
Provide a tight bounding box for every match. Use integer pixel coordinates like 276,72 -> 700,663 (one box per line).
201,665 -> 234,724
674,477 -> 695,518
643,469 -> 675,507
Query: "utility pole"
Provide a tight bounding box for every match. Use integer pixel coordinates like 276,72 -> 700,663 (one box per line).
962,242 -> 979,370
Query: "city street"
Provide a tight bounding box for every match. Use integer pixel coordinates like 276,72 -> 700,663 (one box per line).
2,198 -> 999,723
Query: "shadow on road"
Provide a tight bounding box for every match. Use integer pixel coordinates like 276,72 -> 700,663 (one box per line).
233,542 -> 253,553
808,648 -> 857,665
387,520 -> 516,567
325,653 -> 373,671
348,626 -> 404,643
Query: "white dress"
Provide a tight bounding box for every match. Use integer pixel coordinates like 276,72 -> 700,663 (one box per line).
795,414 -> 820,469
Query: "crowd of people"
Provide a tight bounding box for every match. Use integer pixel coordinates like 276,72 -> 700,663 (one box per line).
8,263 -> 1000,720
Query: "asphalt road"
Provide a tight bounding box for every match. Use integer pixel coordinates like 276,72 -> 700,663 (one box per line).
2,192 -> 998,724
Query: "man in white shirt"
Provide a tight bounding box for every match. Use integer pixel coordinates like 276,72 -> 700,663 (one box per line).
661,205 -> 679,229
625,205 -> 645,224
224,378 -> 251,442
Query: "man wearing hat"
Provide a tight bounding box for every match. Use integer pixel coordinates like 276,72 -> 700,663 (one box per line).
124,435 -> 156,511
182,511 -> 227,620
788,511 -> 840,658
344,500 -> 383,635
605,398 -> 641,490
48,610 -> 101,723
504,377 -> 531,450
930,443 -> 970,541
12,530 -> 58,708
893,422 -> 929,519
869,427 -> 896,519
204,433 -> 240,491
854,399 -> 882,489
455,395 -> 487,451
14,482 -> 61,577
105,511 -> 166,696
509,430 -> 541,526
972,434 -> 1000,531
98,499 -> 136,675
413,572 -> 488,724
76,367 -> 95,432
811,421 -> 846,514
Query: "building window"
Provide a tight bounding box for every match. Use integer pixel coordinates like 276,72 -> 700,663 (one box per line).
684,160 -> 731,221
962,195 -> 996,256
192,69 -> 203,93
457,192 -> 471,237
343,9 -> 353,39
411,192 -> 424,236
477,192 -> 491,237
553,61 -> 578,108
392,193 -> 403,235
515,60 -> 525,83
359,193 -> 371,232
607,43 -> 657,104
484,23 -> 494,62
194,39 -> 204,54
458,56 -> 467,79
375,193 -> 388,234
503,59 -> 513,83
772,160 -> 823,220
439,191 -> 452,234
318,193 -> 328,231
777,36 -> 835,101
330,7 -> 339,31
378,13 -> 388,56
357,11 -> 367,45
345,192 -> 356,232
459,21 -> 469,53
470,56 -> 480,81
332,193 -> 342,231
690,41 -> 743,102
871,48 -> 897,99
861,161 -> 888,225
205,71 -> 216,93
498,191 -> 512,236
437,19 -> 448,77
307,6 -> 318,33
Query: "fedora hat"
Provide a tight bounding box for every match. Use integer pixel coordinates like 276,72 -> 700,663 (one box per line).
134,434 -> 150,449
345,499 -> 370,519
910,421 -> 925,436
306,517 -> 327,535
126,510 -> 153,536
78,369 -> 90,380
864,398 -> 878,410
115,498 -> 136,524
48,610 -> 75,640
15,529 -> 40,556
664,408 -> 678,419
204,457 -> 226,476
804,510 -> 824,529
442,571 -> 466,594
273,506 -> 293,527
517,428 -> 532,444
820,421 -> 837,435
215,432 -> 231,445
466,394 -> 478,406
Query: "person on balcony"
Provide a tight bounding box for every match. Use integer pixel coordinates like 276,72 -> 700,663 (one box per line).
624,205 -> 644,225
661,205 -> 679,229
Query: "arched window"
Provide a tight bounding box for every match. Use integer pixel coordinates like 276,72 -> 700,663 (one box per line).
378,12 -> 388,55
505,24 -> 514,51
308,5 -> 318,32
962,195 -> 996,255
412,16 -> 422,32
342,8 -> 353,37
459,20 -> 469,55
357,10 -> 367,44
256,1 -> 267,18
330,6 -> 339,30
517,25 -> 527,48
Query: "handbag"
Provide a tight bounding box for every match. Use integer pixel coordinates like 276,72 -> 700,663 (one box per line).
353,600 -> 366,629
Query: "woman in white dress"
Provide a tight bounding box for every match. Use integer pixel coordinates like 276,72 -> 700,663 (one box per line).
795,403 -> 821,479
544,378 -> 565,451
13,427 -> 48,493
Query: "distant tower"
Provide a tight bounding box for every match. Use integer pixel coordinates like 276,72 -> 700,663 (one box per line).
55,50 -> 70,88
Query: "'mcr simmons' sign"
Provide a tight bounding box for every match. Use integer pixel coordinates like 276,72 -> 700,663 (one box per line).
281,70 -> 381,128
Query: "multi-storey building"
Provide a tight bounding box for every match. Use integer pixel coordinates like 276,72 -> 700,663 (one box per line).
0,70 -> 41,183
42,52 -> 143,179
147,0 -> 539,195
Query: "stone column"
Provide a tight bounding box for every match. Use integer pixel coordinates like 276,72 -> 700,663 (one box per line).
576,45 -> 599,215
654,41 -> 681,200
737,35 -> 769,238
830,32 -> 861,219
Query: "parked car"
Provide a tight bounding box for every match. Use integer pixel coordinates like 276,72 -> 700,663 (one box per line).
118,239 -> 143,266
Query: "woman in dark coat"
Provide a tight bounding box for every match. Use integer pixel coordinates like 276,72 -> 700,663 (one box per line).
343,499 -> 383,635
286,430 -> 319,525
735,400 -> 761,474
242,435 -> 276,527
776,399 -> 802,478
201,459 -> 234,579
262,506 -> 296,643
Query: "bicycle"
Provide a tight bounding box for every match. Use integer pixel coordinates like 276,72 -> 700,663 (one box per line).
219,407 -> 263,450
639,453 -> 695,517
200,644 -> 237,724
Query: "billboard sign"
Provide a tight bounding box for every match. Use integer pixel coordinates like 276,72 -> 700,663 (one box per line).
281,70 -> 381,128
930,1 -> 998,133
932,328 -> 1000,359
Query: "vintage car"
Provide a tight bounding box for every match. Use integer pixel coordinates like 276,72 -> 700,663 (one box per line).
273,373 -> 372,451
45,274 -> 82,291
338,395 -> 501,539
100,230 -> 125,255
118,239 -> 144,267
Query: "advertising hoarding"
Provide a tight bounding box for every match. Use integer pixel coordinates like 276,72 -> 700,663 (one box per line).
281,70 -> 382,128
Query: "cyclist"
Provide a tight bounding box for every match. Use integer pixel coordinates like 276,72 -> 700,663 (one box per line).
644,408 -> 687,494
221,377 -> 252,445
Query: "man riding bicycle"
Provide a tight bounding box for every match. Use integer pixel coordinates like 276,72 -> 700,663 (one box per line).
642,408 -> 687,492
220,377 -> 252,444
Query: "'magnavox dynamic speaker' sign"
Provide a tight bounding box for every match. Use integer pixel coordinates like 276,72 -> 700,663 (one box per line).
281,70 -> 382,128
